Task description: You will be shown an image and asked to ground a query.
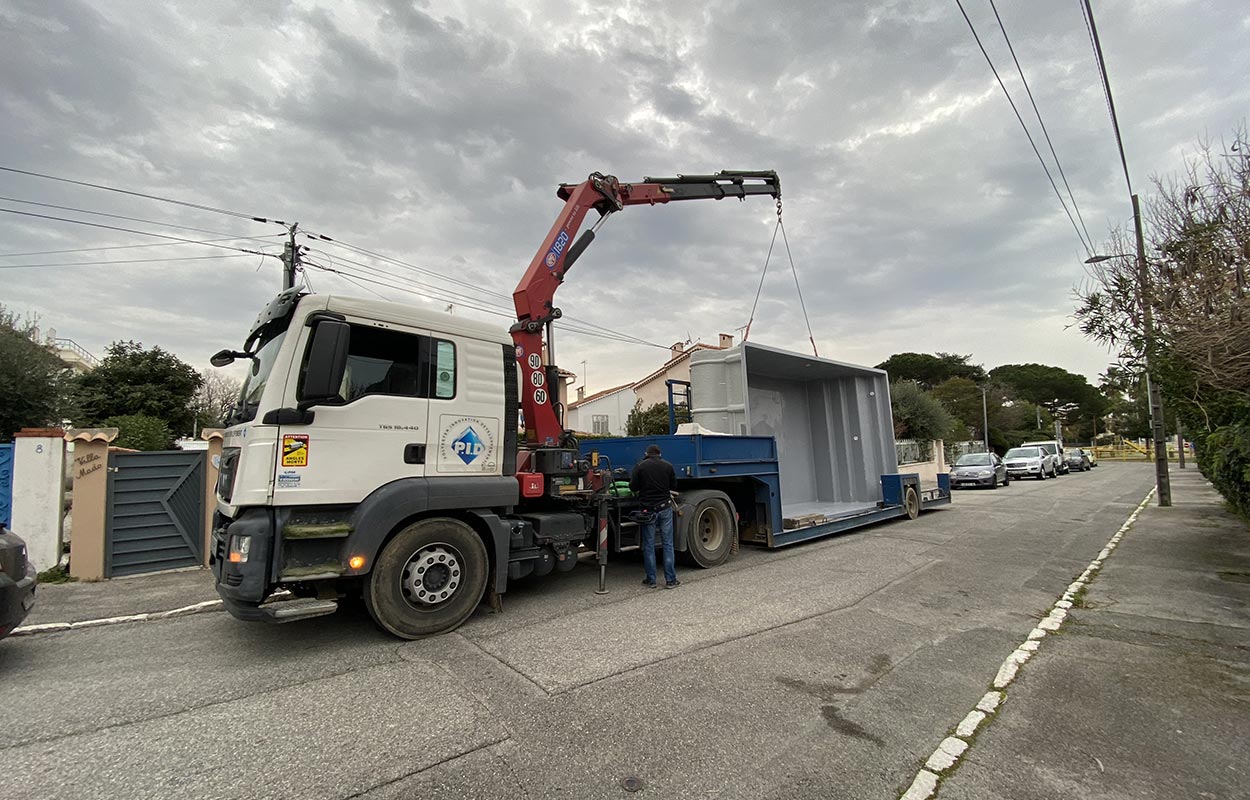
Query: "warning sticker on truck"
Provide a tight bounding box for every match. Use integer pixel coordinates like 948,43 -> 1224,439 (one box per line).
281,434 -> 309,467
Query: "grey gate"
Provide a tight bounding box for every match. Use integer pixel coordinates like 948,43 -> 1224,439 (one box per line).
105,450 -> 205,577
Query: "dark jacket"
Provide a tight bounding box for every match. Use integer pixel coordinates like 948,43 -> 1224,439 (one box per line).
630,456 -> 677,509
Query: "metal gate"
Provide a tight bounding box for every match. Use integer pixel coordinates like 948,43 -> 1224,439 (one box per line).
0,443 -> 13,528
105,450 -> 205,577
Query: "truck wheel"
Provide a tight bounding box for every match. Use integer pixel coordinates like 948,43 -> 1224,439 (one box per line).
903,486 -> 920,520
677,490 -> 736,568
364,518 -> 488,639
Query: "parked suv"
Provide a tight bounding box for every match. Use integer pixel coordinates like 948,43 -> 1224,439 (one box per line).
1022,440 -> 1068,474
1003,445 -> 1057,480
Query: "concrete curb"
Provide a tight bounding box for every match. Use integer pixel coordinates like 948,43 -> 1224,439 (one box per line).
896,487 -> 1157,799
10,599 -> 225,637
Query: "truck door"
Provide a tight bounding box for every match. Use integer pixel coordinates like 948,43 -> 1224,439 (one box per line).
273,320 -> 437,506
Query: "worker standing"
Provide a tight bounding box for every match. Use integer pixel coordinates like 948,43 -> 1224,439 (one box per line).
630,444 -> 680,589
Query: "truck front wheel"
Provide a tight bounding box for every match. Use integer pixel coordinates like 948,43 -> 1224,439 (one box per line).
678,491 -> 736,568
365,518 -> 488,639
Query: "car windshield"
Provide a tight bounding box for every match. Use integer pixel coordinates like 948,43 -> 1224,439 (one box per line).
955,453 -> 992,466
1005,447 -> 1040,459
1025,443 -> 1057,454
230,324 -> 289,424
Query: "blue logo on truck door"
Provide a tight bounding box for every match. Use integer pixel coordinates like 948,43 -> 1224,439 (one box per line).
452,427 -> 485,464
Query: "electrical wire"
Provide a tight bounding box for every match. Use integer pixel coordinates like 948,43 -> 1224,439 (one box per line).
0,195 -> 283,247
987,0 -> 1094,249
0,232 -> 286,259
954,0 -> 1094,256
301,259 -> 668,349
0,165 -> 282,223
1080,0 -> 1133,196
0,206 -> 275,257
0,253 -> 262,270
304,230 -> 671,346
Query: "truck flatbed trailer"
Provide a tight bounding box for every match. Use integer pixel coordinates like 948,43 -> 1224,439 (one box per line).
585,434 -> 951,549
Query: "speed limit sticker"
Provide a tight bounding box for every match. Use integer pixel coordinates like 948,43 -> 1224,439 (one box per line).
534,388 -> 548,404
527,353 -> 541,369
530,371 -> 545,387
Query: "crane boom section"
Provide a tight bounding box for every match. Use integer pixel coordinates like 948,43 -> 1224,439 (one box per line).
511,170 -> 779,449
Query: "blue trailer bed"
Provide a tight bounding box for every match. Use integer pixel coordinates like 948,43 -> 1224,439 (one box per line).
583,434 -> 950,549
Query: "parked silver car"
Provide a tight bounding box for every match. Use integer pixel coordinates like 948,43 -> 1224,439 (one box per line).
1065,448 -> 1092,472
1003,446 -> 1057,480
949,452 -> 1009,489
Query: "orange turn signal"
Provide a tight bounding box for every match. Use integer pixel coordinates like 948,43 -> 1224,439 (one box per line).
349,555 -> 366,570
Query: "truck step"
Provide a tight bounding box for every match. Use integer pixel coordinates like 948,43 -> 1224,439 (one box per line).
259,597 -> 339,623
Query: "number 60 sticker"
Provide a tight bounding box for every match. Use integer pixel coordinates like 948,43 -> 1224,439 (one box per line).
534,388 -> 548,404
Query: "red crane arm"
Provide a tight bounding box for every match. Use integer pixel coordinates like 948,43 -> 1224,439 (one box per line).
511,170 -> 780,448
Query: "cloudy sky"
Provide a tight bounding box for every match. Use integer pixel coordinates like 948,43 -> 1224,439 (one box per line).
2,0 -> 1246,395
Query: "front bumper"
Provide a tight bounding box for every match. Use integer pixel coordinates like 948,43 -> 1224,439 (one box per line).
211,508 -> 274,616
951,474 -> 996,488
0,563 -> 37,638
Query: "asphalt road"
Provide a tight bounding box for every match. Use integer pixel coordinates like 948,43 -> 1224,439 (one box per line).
0,464 -> 1158,799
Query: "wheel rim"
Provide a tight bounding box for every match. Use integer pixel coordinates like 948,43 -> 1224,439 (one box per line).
695,505 -> 727,553
905,488 -> 919,518
400,543 -> 463,608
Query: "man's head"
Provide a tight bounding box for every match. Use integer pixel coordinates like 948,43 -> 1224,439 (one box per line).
646,444 -> 662,458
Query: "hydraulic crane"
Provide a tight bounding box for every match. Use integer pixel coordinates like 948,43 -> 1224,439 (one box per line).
510,170 -> 781,472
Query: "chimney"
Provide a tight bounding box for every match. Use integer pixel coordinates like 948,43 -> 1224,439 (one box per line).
719,333 -> 733,349
577,386 -> 585,401
670,341 -> 685,359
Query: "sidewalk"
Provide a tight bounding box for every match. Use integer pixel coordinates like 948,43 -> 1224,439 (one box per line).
24,567 -> 219,626
943,467 -> 1250,799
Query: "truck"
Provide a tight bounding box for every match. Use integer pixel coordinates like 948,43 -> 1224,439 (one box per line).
209,169 -> 950,639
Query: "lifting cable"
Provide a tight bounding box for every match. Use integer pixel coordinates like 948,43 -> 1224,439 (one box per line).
742,198 -> 819,356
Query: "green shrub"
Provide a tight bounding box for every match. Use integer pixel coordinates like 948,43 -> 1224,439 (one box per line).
1196,424 -> 1250,520
104,414 -> 173,451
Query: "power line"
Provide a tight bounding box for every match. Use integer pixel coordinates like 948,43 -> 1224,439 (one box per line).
0,195 -> 282,247
302,259 -> 668,349
987,0 -> 1095,249
0,206 -> 276,257
0,165 -> 282,223
0,232 -> 286,259
303,241 -> 670,349
954,0 -> 1094,256
0,253 -> 260,270
1080,0 -> 1133,196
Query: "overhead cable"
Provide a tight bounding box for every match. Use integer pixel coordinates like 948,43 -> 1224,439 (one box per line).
0,253 -> 260,269
988,0 -> 1095,249
1079,0 -> 1134,196
0,232 -> 286,259
954,0 -> 1094,256
0,195 -> 282,247
0,165 -> 282,223
0,206 -> 275,257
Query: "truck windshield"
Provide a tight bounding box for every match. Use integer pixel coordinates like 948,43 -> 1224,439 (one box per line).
232,325 -> 289,424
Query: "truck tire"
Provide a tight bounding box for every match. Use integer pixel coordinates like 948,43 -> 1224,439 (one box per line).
677,490 -> 736,568
903,486 -> 920,520
364,518 -> 488,639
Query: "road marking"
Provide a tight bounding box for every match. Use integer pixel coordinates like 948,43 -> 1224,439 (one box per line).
896,487 -> 1156,799
10,599 -> 225,637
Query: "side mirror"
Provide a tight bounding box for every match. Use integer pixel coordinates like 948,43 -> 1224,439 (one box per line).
298,320 -> 350,409
210,349 -> 237,368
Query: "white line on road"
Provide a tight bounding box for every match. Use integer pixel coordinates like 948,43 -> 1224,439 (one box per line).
897,487 -> 1157,799
9,599 -> 225,637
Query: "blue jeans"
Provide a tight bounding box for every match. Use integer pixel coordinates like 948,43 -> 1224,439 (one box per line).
641,506 -> 676,584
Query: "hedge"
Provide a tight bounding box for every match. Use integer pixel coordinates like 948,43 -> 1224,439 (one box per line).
1196,424 -> 1250,520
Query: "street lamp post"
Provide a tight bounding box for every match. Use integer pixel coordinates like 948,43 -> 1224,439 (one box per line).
981,385 -> 990,456
1084,193 -> 1173,507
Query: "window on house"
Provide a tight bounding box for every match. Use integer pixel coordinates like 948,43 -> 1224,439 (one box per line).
592,415 -> 610,435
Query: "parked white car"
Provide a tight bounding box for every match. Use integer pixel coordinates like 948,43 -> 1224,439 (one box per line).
1003,445 -> 1058,480
1021,440 -> 1068,474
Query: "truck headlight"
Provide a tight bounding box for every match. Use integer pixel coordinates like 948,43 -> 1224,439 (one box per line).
228,534 -> 251,563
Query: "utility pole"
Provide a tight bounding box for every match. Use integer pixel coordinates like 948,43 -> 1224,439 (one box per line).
980,385 -> 990,455
1133,193 -> 1172,506
281,222 -> 300,290
1176,419 -> 1185,469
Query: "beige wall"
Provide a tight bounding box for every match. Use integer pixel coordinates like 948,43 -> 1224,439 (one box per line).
633,358 -> 693,407
901,440 -> 947,488
65,429 -> 118,580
